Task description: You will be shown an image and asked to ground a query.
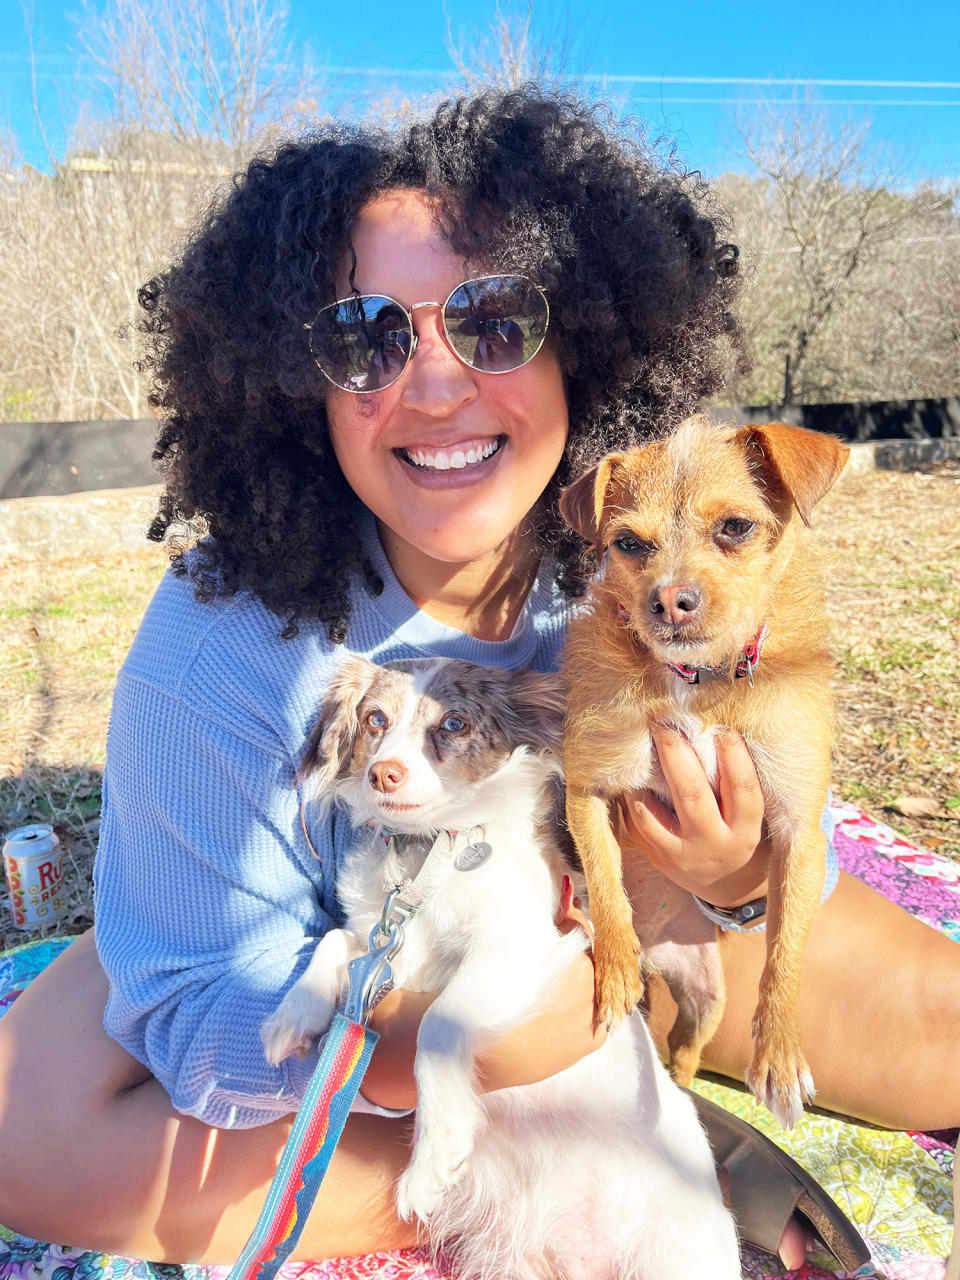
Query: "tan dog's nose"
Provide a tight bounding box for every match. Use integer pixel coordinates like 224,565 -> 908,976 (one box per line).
369,760 -> 408,793
650,583 -> 703,626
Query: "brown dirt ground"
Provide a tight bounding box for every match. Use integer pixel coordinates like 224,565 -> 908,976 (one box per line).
1,463 -> 958,950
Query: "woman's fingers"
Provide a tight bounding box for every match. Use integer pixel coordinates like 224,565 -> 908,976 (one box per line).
618,791 -> 681,869
715,731 -> 765,831
617,727 -> 771,903
554,873 -> 595,939
650,725 -> 720,834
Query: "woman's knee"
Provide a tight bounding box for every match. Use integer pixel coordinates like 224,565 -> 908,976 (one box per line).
0,931 -> 148,1110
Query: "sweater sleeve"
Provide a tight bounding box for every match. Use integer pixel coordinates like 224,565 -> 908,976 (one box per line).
94,671 -> 337,1129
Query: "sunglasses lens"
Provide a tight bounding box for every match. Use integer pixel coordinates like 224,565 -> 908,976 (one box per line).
444,276 -> 548,373
309,295 -> 412,392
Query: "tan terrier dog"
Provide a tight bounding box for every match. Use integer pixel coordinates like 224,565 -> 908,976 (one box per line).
560,414 -> 848,1126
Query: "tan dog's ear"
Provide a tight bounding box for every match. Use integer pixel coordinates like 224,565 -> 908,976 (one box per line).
558,453 -> 627,548
298,655 -> 378,791
736,422 -> 849,526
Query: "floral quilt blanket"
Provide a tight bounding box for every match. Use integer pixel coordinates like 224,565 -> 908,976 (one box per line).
1,801 -> 957,1280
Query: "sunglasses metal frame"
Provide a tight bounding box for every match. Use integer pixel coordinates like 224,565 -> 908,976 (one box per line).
304,274 -> 550,394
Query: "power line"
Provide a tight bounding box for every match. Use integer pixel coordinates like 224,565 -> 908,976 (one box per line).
6,55 -> 960,94
646,98 -> 960,108
588,75 -> 960,90
312,66 -> 960,93
4,59 -> 959,113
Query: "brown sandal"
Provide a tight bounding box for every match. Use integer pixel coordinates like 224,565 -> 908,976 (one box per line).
689,1091 -> 871,1271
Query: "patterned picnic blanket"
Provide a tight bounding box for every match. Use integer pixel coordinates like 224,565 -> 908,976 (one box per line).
0,801 -> 957,1280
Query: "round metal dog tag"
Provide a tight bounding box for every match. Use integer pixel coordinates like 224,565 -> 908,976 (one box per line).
454,841 -> 492,872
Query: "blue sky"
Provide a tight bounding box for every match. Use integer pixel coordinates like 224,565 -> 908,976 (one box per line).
2,0 -> 958,179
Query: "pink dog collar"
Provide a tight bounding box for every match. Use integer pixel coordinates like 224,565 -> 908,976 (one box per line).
665,624 -> 768,686
615,604 -> 768,686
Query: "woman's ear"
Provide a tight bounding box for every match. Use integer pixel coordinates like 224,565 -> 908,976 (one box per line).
298,656 -> 379,792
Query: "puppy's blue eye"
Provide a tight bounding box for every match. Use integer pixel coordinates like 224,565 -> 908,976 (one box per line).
365,709 -> 387,730
440,714 -> 468,733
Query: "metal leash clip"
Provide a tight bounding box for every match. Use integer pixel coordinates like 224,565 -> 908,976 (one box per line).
339,891 -> 408,1024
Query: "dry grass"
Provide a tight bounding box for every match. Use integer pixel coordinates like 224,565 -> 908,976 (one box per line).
1,464 -> 958,950
816,458 -> 960,850
1,491 -> 169,948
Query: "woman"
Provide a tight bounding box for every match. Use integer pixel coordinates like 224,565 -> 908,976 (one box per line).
0,87 -> 956,1269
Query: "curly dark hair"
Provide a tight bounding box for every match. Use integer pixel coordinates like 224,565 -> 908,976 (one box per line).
139,86 -> 743,641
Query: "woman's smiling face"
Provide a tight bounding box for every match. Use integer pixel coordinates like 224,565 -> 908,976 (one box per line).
323,189 -> 569,577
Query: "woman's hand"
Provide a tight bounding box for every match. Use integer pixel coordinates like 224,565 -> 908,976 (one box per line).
360,881 -> 603,1111
617,726 -> 771,908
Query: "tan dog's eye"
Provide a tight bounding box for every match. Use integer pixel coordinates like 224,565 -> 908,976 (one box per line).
716,518 -> 756,543
364,708 -> 388,731
440,714 -> 469,733
611,534 -> 655,558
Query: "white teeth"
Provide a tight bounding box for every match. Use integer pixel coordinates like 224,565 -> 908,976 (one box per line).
404,439 -> 500,471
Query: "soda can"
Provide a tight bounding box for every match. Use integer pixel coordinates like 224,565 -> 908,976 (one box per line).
3,823 -> 68,929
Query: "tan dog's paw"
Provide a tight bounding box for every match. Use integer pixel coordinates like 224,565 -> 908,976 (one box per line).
746,1039 -> 815,1128
667,1044 -> 701,1090
593,939 -> 645,1026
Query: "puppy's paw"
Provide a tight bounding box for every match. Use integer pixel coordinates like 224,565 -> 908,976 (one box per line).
594,943 -> 645,1026
395,1108 -> 479,1221
746,1045 -> 815,1128
396,1160 -> 449,1223
261,987 -> 336,1065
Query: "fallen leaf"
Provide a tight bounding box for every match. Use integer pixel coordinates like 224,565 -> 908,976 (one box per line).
886,796 -> 942,818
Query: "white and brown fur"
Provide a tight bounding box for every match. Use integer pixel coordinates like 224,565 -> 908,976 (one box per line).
262,655 -> 740,1280
560,415 -> 849,1127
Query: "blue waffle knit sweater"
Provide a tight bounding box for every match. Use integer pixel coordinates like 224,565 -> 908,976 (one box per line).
93,510 -> 572,1129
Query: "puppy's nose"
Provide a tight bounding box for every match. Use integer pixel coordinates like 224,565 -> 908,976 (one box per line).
649,583 -> 703,626
369,760 -> 408,793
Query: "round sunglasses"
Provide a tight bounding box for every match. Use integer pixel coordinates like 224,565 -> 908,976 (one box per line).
305,274 -> 549,394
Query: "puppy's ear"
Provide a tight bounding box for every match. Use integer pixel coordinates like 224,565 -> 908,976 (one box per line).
558,453 -> 627,549
504,670 -> 566,758
736,422 -> 849,526
298,656 -> 378,791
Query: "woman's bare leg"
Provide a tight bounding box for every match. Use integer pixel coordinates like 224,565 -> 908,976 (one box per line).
646,871 -> 960,1130
0,931 -> 417,1264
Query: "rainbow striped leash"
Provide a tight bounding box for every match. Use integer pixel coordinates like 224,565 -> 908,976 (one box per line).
228,1013 -> 378,1280
228,904 -> 407,1280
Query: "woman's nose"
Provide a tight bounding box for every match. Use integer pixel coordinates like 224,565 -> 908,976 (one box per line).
398,310 -> 478,417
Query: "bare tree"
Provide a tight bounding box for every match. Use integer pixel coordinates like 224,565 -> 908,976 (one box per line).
445,0 -> 572,93
79,0 -> 320,164
723,93 -> 959,405
1,0 -> 328,423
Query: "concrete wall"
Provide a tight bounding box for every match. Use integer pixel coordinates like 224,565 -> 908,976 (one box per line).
0,419 -> 158,499
719,397 -> 960,442
2,398 -> 959,499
